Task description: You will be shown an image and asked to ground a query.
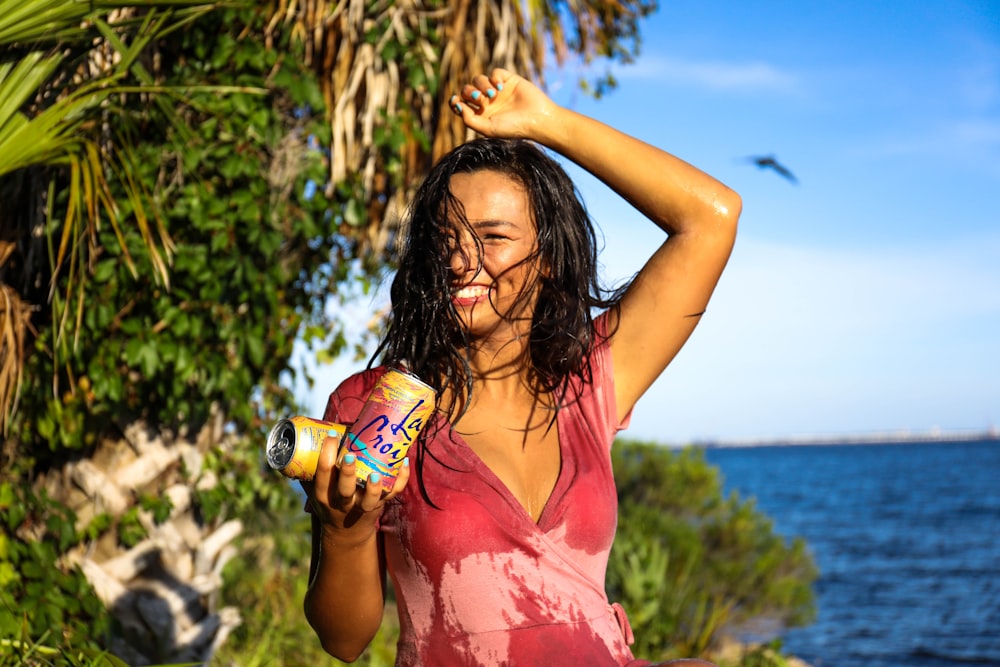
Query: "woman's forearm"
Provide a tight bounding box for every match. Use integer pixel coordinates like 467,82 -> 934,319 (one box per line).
534,105 -> 741,238
304,517 -> 386,661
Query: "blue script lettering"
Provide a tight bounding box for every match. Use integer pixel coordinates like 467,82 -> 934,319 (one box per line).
347,399 -> 426,461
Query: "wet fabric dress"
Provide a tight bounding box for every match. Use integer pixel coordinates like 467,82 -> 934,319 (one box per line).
322,316 -> 647,666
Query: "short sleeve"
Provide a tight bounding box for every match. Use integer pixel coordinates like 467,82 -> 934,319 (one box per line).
321,367 -> 386,425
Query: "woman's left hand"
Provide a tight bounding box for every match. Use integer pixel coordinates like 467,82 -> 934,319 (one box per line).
448,68 -> 559,141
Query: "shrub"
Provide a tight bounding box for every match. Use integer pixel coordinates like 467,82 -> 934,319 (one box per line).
608,441 -> 817,660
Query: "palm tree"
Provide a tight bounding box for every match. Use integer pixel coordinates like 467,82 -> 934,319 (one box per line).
266,0 -> 655,256
0,0 -> 222,433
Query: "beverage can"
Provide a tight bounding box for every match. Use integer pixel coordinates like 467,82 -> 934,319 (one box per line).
337,368 -> 436,492
266,416 -> 347,481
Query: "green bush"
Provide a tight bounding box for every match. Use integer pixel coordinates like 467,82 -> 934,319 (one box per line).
0,483 -> 111,657
211,501 -> 398,667
608,441 -> 817,660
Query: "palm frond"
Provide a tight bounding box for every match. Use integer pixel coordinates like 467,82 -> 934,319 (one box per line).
0,0 -> 92,46
0,0 -> 221,430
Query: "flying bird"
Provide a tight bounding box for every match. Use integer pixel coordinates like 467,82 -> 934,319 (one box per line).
746,154 -> 798,184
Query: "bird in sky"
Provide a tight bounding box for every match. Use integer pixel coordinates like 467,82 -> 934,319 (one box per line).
746,154 -> 798,184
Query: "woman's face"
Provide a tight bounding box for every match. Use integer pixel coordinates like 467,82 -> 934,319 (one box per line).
446,170 -> 542,339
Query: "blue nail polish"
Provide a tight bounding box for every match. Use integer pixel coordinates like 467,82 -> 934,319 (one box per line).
454,103 -> 463,113
343,454 -> 356,464
471,90 -> 481,100
496,82 -> 503,91
370,472 -> 382,484
486,88 -> 496,99
403,458 -> 410,467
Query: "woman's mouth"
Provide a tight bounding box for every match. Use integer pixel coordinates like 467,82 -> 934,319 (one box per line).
451,283 -> 491,305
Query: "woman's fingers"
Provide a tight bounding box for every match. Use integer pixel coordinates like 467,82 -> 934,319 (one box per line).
310,435 -> 410,525
384,458 -> 411,501
357,471 -> 386,512
335,454 -> 361,502
310,434 -> 341,504
489,67 -> 512,89
450,73 -> 505,116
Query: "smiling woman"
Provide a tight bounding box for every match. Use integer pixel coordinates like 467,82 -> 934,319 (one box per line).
445,171 -> 541,336
300,68 -> 741,666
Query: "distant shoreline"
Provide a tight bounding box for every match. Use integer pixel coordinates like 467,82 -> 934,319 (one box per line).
690,428 -> 1000,449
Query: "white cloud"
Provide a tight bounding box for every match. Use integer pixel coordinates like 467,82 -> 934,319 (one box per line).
843,116 -> 1000,180
612,56 -> 798,92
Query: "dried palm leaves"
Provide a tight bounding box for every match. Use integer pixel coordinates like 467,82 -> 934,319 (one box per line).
266,0 -> 538,255
0,243 -> 32,437
266,0 -> 654,255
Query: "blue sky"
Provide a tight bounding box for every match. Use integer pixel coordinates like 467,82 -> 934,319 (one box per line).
299,1 -> 1000,444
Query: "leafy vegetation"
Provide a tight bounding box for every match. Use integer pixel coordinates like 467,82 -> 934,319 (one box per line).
608,441 -> 818,660
0,483 -> 110,656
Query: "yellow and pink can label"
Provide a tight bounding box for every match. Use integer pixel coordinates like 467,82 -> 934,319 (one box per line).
336,368 -> 436,492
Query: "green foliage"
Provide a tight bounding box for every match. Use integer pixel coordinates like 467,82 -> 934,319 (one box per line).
210,508 -> 398,667
0,636 -> 125,667
4,2 -> 343,659
0,483 -> 110,655
608,441 -> 818,660
12,4 -> 347,460
735,639 -> 797,667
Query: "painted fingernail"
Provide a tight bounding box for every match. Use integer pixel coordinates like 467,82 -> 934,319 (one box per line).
471,90 -> 481,101
403,458 -> 410,467
454,103 -> 463,113
486,88 -> 496,99
370,472 -> 382,484
496,82 -> 503,91
343,454 -> 356,465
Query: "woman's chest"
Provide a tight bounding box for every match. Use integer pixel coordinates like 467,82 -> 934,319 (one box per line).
382,419 -> 619,577
456,411 -> 562,523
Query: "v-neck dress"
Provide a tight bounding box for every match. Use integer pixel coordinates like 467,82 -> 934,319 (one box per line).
321,316 -> 646,666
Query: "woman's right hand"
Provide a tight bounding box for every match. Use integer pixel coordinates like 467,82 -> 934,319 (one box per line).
448,68 -> 561,144
302,435 -> 410,543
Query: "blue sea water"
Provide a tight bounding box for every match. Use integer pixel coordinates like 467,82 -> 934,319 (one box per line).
701,439 -> 1000,667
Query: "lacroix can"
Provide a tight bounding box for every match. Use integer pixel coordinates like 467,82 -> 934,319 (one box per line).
337,368 -> 436,492
266,416 -> 347,481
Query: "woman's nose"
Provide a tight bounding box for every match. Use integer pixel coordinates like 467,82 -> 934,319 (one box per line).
449,241 -> 479,277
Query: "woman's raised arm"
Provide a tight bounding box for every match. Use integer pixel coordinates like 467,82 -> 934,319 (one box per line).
451,68 -> 742,420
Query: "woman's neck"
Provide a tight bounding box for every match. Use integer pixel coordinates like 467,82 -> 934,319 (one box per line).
437,326 -> 542,418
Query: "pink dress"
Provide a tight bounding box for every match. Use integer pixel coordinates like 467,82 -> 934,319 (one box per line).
322,318 -> 647,666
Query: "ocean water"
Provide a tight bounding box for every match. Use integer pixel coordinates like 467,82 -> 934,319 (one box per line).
701,439 -> 1000,667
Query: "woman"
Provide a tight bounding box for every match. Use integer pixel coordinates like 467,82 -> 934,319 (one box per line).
303,68 -> 741,666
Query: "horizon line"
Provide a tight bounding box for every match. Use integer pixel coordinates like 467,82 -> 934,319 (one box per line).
687,426 -> 1000,448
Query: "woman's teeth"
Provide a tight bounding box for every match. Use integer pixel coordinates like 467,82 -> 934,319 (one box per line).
453,285 -> 490,299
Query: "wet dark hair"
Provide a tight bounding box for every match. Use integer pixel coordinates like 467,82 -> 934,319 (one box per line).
372,138 -> 626,419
